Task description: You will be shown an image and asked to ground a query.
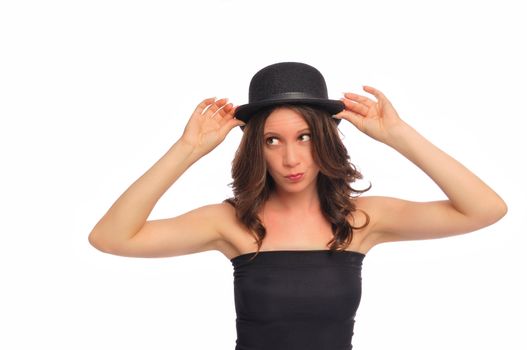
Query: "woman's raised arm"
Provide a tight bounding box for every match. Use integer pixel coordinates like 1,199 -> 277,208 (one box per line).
88,97 -> 245,257
334,86 -> 507,246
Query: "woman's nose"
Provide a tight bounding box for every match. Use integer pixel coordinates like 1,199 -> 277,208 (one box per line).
283,144 -> 300,166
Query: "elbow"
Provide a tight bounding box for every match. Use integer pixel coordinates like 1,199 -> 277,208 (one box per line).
484,198 -> 508,226
492,193 -> 508,219
495,198 -> 508,221
88,230 -> 132,256
88,231 -> 114,254
88,232 -> 104,252
466,198 -> 508,230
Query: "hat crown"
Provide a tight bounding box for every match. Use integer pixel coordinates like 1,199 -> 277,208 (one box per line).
234,61 -> 344,128
249,62 -> 329,103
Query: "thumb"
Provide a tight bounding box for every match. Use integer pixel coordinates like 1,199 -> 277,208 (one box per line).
335,112 -> 365,131
221,118 -> 246,134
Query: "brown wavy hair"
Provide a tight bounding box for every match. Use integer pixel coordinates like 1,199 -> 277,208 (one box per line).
223,103 -> 371,261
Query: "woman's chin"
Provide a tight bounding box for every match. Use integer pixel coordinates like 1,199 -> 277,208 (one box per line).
275,178 -> 317,193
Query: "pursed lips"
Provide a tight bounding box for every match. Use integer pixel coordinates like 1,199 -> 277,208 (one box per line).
285,173 -> 303,178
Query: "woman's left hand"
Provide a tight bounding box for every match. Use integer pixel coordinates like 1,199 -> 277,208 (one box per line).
333,85 -> 406,144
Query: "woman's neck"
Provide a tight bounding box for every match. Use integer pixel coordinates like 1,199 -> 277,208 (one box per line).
267,189 -> 321,216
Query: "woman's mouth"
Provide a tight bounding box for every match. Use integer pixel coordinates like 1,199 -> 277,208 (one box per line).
285,173 -> 304,181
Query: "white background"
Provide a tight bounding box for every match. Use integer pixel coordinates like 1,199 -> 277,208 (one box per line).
1,0 -> 525,349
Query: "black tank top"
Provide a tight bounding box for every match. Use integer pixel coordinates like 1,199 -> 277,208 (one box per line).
230,249 -> 366,350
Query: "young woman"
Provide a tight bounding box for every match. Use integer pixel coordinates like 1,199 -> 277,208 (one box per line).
88,62 -> 507,349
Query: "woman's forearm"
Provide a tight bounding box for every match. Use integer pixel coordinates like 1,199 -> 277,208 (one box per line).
386,122 -> 507,220
88,139 -> 202,250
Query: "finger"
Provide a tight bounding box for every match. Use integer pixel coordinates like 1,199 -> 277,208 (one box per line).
223,103 -> 239,117
194,97 -> 217,115
343,92 -> 375,107
215,99 -> 233,119
205,98 -> 228,117
363,85 -> 386,101
340,98 -> 369,116
220,115 -> 246,135
222,103 -> 235,118
201,97 -> 220,115
334,110 -> 366,131
216,102 -> 234,119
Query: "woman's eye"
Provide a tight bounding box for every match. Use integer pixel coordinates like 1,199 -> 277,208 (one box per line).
265,134 -> 311,145
265,137 -> 278,145
300,133 -> 311,141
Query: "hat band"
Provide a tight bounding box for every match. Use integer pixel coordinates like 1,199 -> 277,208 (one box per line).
253,91 -> 323,103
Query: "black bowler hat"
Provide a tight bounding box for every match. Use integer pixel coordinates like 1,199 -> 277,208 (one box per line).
234,62 -> 345,129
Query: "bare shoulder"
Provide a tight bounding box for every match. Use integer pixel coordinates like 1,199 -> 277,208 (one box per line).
213,200 -> 241,234
186,200 -> 241,242
212,201 -> 252,256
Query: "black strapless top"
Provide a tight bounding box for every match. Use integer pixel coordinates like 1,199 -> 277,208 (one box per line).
230,249 -> 366,350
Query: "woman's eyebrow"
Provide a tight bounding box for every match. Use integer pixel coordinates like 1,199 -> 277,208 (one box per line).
264,128 -> 310,137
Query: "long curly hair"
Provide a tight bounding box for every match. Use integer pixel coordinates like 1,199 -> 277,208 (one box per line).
223,103 -> 371,261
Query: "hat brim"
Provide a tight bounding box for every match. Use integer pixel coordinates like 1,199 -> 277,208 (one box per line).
234,98 -> 345,124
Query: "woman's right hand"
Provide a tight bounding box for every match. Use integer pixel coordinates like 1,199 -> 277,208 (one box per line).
179,97 -> 246,157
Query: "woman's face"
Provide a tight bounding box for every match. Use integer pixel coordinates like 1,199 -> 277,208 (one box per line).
263,107 -> 320,193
